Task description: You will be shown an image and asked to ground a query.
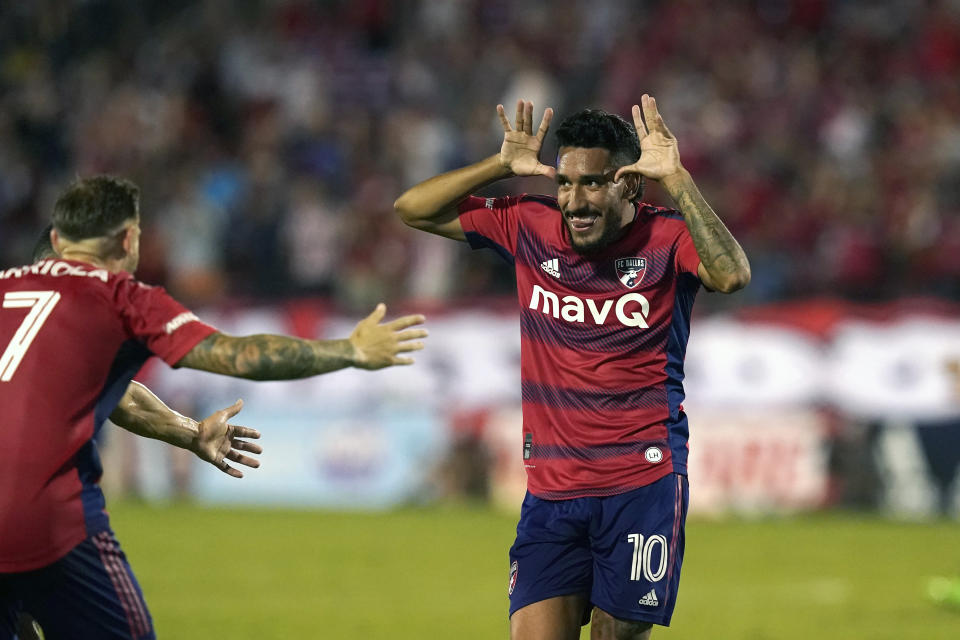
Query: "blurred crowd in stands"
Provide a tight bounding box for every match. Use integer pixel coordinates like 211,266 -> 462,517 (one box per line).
1,0 -> 959,311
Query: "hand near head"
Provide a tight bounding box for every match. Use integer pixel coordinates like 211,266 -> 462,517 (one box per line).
497,100 -> 556,179
349,303 -> 427,370
193,399 -> 262,478
614,94 -> 684,184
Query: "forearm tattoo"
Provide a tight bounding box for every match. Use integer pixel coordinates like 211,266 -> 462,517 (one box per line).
668,176 -> 750,282
180,333 -> 355,380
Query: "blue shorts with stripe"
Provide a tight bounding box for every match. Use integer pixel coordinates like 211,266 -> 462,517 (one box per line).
0,530 -> 154,640
508,472 -> 689,627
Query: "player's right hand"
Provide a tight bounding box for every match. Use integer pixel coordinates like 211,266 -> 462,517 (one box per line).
193,399 -> 262,478
497,100 -> 556,179
349,303 -> 427,370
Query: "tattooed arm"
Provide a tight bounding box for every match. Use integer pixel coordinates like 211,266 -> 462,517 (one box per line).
614,94 -> 751,294
661,169 -> 751,293
176,304 -> 427,379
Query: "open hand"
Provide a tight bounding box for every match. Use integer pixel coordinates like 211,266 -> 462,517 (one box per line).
349,303 -> 427,370
497,100 -> 556,179
193,399 -> 262,478
614,94 -> 684,184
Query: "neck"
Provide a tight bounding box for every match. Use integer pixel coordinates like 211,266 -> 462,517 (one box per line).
57,249 -> 119,272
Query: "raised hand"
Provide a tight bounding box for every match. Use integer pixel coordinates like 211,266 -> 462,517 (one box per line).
614,94 -> 684,184
497,100 -> 556,179
193,399 -> 262,478
349,303 -> 427,370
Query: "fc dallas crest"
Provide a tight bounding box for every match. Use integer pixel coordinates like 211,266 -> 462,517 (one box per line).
615,257 -> 646,289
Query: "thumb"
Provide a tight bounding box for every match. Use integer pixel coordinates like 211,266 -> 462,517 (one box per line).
536,163 -> 557,180
614,165 -> 637,183
221,398 -> 244,420
365,303 -> 387,324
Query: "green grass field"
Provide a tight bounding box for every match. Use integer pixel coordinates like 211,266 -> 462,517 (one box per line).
108,502 -> 959,639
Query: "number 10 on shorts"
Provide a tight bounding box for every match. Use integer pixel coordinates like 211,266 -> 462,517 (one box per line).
627,533 -> 667,582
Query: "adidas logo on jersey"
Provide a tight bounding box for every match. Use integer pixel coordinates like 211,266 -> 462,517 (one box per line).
638,589 -> 659,607
540,258 -> 560,278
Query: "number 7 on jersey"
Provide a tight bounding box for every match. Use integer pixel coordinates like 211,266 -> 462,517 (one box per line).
1,291 -> 61,382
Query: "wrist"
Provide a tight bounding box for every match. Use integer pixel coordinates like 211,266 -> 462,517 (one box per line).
177,414 -> 200,452
659,167 -> 691,195
492,154 -> 516,178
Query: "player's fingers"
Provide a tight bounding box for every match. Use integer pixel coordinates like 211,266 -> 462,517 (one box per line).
642,95 -> 663,134
535,108 -> 554,142
396,328 -> 429,341
222,464 -> 243,479
496,104 -> 512,131
524,101 -> 534,135
231,439 -> 263,454
632,104 -> 648,138
392,356 -> 415,366
227,450 -> 260,468
515,99 -> 525,131
230,426 -> 261,440
387,314 -> 427,330
394,341 -> 425,353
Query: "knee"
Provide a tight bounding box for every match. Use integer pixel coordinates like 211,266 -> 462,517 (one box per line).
590,608 -> 653,640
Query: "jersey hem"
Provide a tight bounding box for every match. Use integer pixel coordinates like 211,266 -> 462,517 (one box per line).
0,529 -> 87,574
526,465 -> 675,501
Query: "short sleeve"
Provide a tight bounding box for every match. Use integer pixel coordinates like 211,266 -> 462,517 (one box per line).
457,195 -> 523,263
675,227 -> 701,276
115,278 -> 218,366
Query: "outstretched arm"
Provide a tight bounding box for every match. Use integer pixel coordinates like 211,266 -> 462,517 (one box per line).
111,383 -> 261,478
394,100 -> 554,240
175,304 -> 427,380
614,95 -> 751,294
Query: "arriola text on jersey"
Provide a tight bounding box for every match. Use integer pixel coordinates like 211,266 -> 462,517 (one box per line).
0,260 -> 110,283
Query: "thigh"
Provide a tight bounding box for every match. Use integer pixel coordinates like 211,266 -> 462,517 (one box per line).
508,492 -> 594,621
18,531 -> 155,640
589,474 -> 688,628
511,594 -> 590,640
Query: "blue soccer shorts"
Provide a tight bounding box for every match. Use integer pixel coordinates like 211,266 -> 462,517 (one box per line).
0,530 -> 155,640
508,472 -> 689,627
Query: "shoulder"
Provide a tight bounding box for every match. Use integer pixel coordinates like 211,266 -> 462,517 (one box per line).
638,202 -> 684,221
518,194 -> 560,211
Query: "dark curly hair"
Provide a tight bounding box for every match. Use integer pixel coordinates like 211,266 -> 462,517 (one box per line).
555,109 -> 643,200
52,175 -> 140,241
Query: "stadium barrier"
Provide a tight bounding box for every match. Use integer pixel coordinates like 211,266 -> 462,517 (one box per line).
127,298 -> 960,518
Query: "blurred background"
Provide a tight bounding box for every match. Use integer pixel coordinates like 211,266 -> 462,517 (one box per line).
2,0 -> 960,637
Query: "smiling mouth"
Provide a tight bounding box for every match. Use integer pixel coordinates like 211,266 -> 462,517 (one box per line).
567,215 -> 599,232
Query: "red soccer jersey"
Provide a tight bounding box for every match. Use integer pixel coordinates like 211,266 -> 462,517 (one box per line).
0,259 -> 216,571
459,195 -> 702,499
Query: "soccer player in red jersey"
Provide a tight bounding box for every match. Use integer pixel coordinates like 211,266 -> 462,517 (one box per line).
395,95 -> 750,639
0,176 -> 427,640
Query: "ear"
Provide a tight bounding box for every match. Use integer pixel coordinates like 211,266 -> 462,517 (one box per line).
122,225 -> 135,254
50,228 -> 63,255
619,174 -> 641,201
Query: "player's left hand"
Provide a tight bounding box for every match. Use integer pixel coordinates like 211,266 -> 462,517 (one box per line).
349,303 -> 428,370
193,399 -> 262,478
614,94 -> 684,184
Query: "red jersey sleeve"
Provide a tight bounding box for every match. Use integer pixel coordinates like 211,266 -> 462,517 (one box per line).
458,195 -> 523,261
675,226 -> 701,276
114,277 -> 217,366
